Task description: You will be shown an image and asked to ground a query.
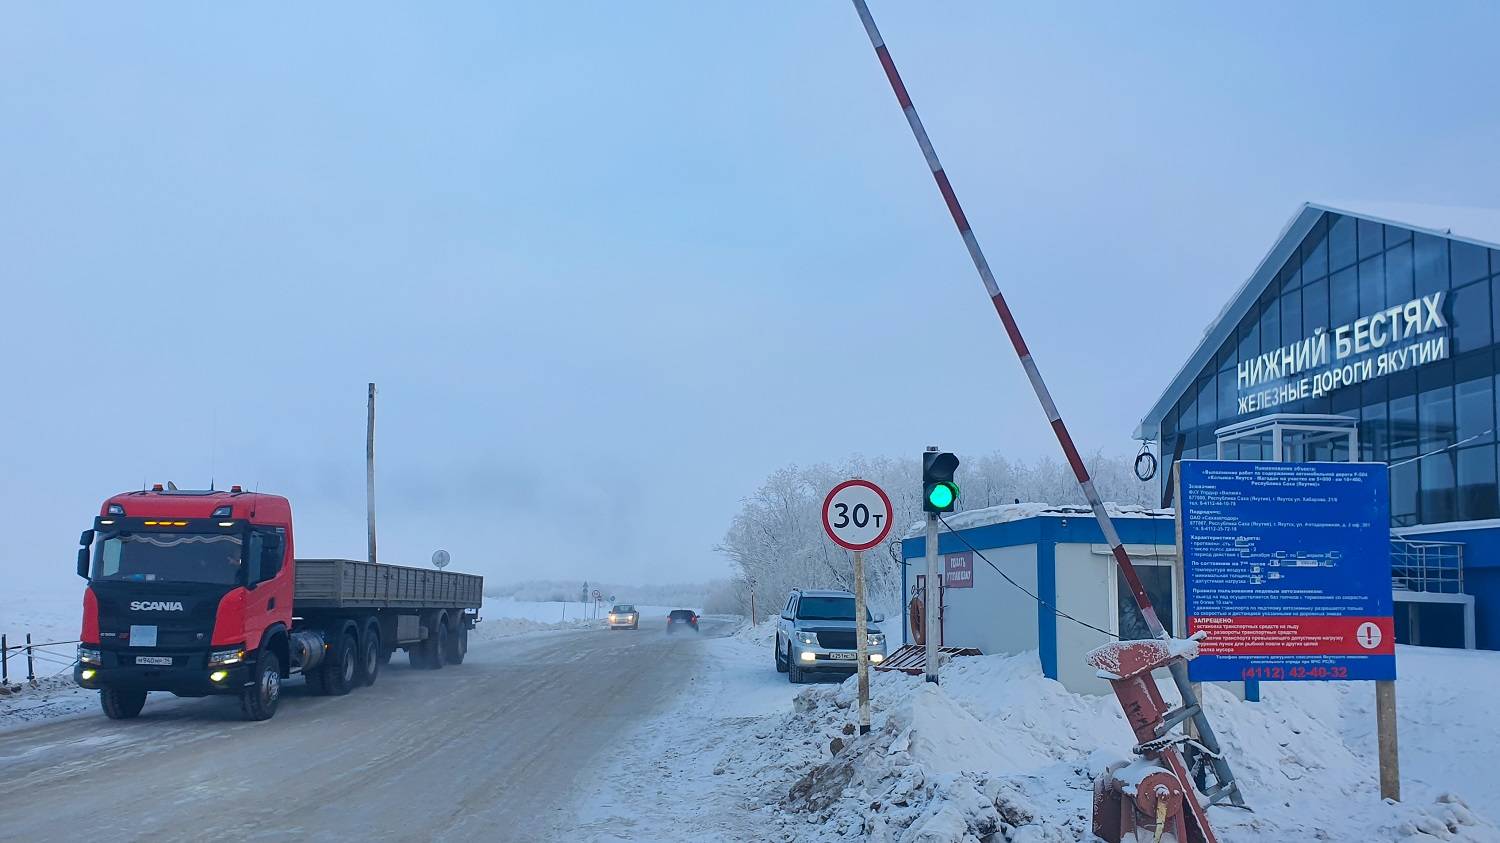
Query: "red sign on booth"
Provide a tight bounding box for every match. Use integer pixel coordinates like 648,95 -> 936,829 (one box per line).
944,552 -> 973,588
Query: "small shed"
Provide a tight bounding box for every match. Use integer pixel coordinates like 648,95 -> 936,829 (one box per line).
900,502 -> 1178,695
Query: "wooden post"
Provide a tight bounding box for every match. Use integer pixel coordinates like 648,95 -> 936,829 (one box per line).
1377,680 -> 1401,801
853,549 -> 872,735
2,634 -> 8,685
26,633 -> 35,683
366,383 -> 378,565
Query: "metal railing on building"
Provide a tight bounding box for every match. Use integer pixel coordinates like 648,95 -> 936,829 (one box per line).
1390,538 -> 1464,594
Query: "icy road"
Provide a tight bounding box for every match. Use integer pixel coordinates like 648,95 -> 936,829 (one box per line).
0,619 -> 723,842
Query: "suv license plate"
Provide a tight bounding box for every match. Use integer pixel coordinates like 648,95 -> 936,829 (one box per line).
828,652 -> 857,660
135,656 -> 173,666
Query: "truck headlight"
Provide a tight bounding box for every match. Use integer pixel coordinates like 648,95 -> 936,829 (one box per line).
209,647 -> 246,666
78,646 -> 101,666
796,632 -> 819,646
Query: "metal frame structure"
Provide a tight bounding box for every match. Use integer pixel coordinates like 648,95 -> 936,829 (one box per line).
1215,413 -> 1358,463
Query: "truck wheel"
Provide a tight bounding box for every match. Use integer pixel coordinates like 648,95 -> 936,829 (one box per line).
427,616 -> 449,670
443,621 -> 467,666
360,626 -> 382,686
321,631 -> 358,695
775,639 -> 788,673
407,645 -> 429,669
100,687 -> 147,720
240,650 -> 281,721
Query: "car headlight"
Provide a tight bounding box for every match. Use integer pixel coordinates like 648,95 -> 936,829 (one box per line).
796,632 -> 819,646
78,646 -> 101,666
209,647 -> 246,666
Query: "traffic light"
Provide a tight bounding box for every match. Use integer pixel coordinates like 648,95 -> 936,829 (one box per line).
922,450 -> 960,513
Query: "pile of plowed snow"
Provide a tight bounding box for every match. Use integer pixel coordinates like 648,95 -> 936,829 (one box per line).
758,651 -> 1497,842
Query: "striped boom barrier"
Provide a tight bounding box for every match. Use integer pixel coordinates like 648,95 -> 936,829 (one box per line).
848,0 -> 1244,810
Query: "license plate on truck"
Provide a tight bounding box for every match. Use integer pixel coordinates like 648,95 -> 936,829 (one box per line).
829,652 -> 856,660
135,656 -> 172,666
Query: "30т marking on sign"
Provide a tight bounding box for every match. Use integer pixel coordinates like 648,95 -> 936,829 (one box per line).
821,479 -> 894,551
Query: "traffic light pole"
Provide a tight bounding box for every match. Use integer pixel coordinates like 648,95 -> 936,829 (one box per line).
924,513 -> 939,684
850,0 -> 1242,808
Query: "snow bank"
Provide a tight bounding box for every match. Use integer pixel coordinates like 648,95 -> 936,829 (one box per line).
763,651 -> 1498,841
902,501 -> 1172,538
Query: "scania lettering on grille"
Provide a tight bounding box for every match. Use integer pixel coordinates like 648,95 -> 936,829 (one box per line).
129,600 -> 185,611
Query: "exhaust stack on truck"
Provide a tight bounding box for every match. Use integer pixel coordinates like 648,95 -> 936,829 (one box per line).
74,484 -> 482,721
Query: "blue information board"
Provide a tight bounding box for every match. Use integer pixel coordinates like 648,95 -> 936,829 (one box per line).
1179,460 -> 1395,682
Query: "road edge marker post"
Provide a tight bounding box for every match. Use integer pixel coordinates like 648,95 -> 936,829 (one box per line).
846,0 -> 1242,811
821,479 -> 895,738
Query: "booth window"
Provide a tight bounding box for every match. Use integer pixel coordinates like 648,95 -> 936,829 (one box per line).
1115,564 -> 1175,641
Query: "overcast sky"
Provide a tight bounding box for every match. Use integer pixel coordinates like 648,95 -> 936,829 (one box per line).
3,2 -> 1497,596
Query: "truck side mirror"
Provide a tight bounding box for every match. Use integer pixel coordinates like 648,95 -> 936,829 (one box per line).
246,532 -> 263,587
77,547 -> 90,579
79,529 -> 94,547
261,532 -> 283,581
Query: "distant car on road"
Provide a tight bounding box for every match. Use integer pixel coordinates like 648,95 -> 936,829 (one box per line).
775,589 -> 886,684
666,609 -> 699,633
607,604 -> 639,630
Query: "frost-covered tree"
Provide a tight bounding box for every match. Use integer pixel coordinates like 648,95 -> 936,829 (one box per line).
717,451 -> 1154,620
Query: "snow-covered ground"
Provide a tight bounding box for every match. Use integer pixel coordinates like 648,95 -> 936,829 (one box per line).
578,620 -> 1500,842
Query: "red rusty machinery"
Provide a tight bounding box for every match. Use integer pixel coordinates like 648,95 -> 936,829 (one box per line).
1087,637 -> 1220,843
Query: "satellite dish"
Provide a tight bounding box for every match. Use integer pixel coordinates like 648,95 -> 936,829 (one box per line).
431,550 -> 450,569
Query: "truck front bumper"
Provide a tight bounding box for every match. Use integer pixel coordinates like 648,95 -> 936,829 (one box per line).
76,650 -> 253,697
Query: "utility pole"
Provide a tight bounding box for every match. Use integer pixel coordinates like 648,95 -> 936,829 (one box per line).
749,576 -> 758,624
366,382 -> 377,565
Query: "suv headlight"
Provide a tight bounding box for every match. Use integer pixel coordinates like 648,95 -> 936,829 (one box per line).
796,632 -> 819,646
867,633 -> 885,647
78,646 -> 101,666
209,647 -> 246,666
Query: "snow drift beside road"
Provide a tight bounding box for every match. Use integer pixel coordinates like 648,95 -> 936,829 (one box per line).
581,626 -> 1500,843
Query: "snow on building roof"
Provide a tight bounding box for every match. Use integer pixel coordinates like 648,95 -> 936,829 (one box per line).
902,501 -> 1173,539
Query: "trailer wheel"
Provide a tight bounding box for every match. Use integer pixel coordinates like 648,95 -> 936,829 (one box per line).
407,644 -> 429,669
444,619 -> 467,665
100,687 -> 147,720
321,631 -> 358,695
240,650 -> 281,721
359,625 -> 381,687
427,615 -> 450,670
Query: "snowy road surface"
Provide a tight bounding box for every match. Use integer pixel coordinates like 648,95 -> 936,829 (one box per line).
0,619 -> 718,842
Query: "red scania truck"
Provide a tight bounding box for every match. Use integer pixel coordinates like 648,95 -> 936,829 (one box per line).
73,485 -> 483,721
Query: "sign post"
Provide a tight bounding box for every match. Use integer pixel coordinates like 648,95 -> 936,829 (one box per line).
821,479 -> 894,736
1180,459 -> 1398,799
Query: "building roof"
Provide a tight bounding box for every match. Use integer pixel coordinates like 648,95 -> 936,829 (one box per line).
1135,202 -> 1500,440
901,501 -> 1172,540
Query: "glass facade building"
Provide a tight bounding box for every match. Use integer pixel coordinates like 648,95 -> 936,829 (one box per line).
1137,203 -> 1500,650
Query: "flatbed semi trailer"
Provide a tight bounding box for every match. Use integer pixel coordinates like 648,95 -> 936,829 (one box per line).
73,486 -> 483,721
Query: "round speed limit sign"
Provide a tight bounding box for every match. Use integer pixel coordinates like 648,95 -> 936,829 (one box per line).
822,479 -> 894,551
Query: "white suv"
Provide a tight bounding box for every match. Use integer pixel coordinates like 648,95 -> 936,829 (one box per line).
774,589 -> 887,684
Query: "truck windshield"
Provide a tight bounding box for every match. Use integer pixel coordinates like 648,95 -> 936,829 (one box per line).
92,532 -> 244,585
796,597 -> 873,622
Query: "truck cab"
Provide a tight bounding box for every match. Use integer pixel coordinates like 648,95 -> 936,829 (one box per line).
76,486 -> 294,719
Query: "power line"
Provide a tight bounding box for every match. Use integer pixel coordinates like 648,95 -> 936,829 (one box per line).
937,513 -> 1119,641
